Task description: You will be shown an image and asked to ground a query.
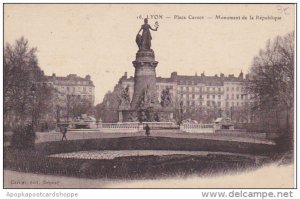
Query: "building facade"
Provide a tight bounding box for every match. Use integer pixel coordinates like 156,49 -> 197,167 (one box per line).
118,71 -> 252,112
45,73 -> 95,106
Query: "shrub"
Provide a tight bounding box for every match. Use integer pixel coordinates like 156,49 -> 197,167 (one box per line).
11,124 -> 36,149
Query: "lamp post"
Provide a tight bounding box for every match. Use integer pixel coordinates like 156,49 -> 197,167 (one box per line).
179,101 -> 183,124
56,105 -> 61,127
67,94 -> 70,123
230,106 -> 233,121
30,83 -> 36,132
67,94 -> 76,123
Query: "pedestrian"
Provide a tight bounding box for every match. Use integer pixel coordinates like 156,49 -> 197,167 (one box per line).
61,126 -> 68,141
145,124 -> 150,136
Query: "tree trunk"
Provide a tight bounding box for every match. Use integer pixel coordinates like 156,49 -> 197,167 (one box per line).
275,109 -> 280,131
286,106 -> 293,150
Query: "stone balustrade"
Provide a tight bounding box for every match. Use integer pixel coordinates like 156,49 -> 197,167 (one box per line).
99,122 -> 141,133
142,122 -> 179,129
68,122 -> 179,133
68,122 -> 246,134
180,123 -> 215,133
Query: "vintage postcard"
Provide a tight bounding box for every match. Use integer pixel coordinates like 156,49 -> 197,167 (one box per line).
3,3 -> 296,189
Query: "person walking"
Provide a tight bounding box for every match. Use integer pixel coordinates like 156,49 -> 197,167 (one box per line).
61,126 -> 68,141
145,124 -> 150,136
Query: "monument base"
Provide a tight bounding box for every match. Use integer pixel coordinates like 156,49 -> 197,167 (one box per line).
119,107 -> 174,123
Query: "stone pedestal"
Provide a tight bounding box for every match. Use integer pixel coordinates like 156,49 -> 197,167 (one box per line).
118,111 -> 123,122
118,104 -> 131,122
118,48 -> 175,123
130,49 -> 160,110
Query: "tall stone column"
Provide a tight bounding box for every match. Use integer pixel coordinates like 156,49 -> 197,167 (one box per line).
130,49 -> 160,110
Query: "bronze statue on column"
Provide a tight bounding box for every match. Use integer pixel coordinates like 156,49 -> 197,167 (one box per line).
136,18 -> 159,50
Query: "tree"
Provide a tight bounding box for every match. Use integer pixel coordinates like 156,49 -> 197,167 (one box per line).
33,83 -> 57,130
67,96 -> 93,118
4,37 -> 48,130
100,84 -> 124,122
247,32 -> 294,148
4,37 -> 59,148
94,103 -> 105,122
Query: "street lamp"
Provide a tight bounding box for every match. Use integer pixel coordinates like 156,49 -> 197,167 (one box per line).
230,106 -> 233,121
56,105 -> 61,125
67,94 -> 70,122
66,94 -> 75,123
30,83 -> 36,132
179,101 -> 183,124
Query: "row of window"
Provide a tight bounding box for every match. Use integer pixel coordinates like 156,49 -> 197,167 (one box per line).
56,94 -> 93,100
179,86 -> 247,92
181,100 -> 249,107
58,86 -> 93,93
178,86 -> 247,93
180,94 -> 204,99
124,84 -> 246,93
179,93 -> 250,100
226,94 -> 250,100
55,80 -> 90,85
225,86 -> 245,92
226,101 -> 249,107
183,101 -> 222,107
179,86 -> 223,92
207,101 -> 222,107
207,95 -> 221,100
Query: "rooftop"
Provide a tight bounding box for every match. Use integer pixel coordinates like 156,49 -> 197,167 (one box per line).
119,71 -> 248,86
46,73 -> 94,86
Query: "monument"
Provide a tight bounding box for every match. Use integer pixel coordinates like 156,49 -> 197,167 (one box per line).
119,19 -> 173,122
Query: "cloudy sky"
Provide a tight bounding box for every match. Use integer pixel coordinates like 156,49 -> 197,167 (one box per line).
4,4 -> 295,104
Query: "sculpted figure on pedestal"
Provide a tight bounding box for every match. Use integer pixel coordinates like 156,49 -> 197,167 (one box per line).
136,19 -> 159,50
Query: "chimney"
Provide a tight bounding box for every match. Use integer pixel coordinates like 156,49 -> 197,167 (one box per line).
85,75 -> 91,80
201,72 -> 205,77
171,72 -> 178,79
124,72 -> 128,78
239,70 -> 244,79
220,73 -> 224,78
52,73 -> 56,77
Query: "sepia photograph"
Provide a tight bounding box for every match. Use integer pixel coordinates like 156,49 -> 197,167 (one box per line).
3,3 -> 296,189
